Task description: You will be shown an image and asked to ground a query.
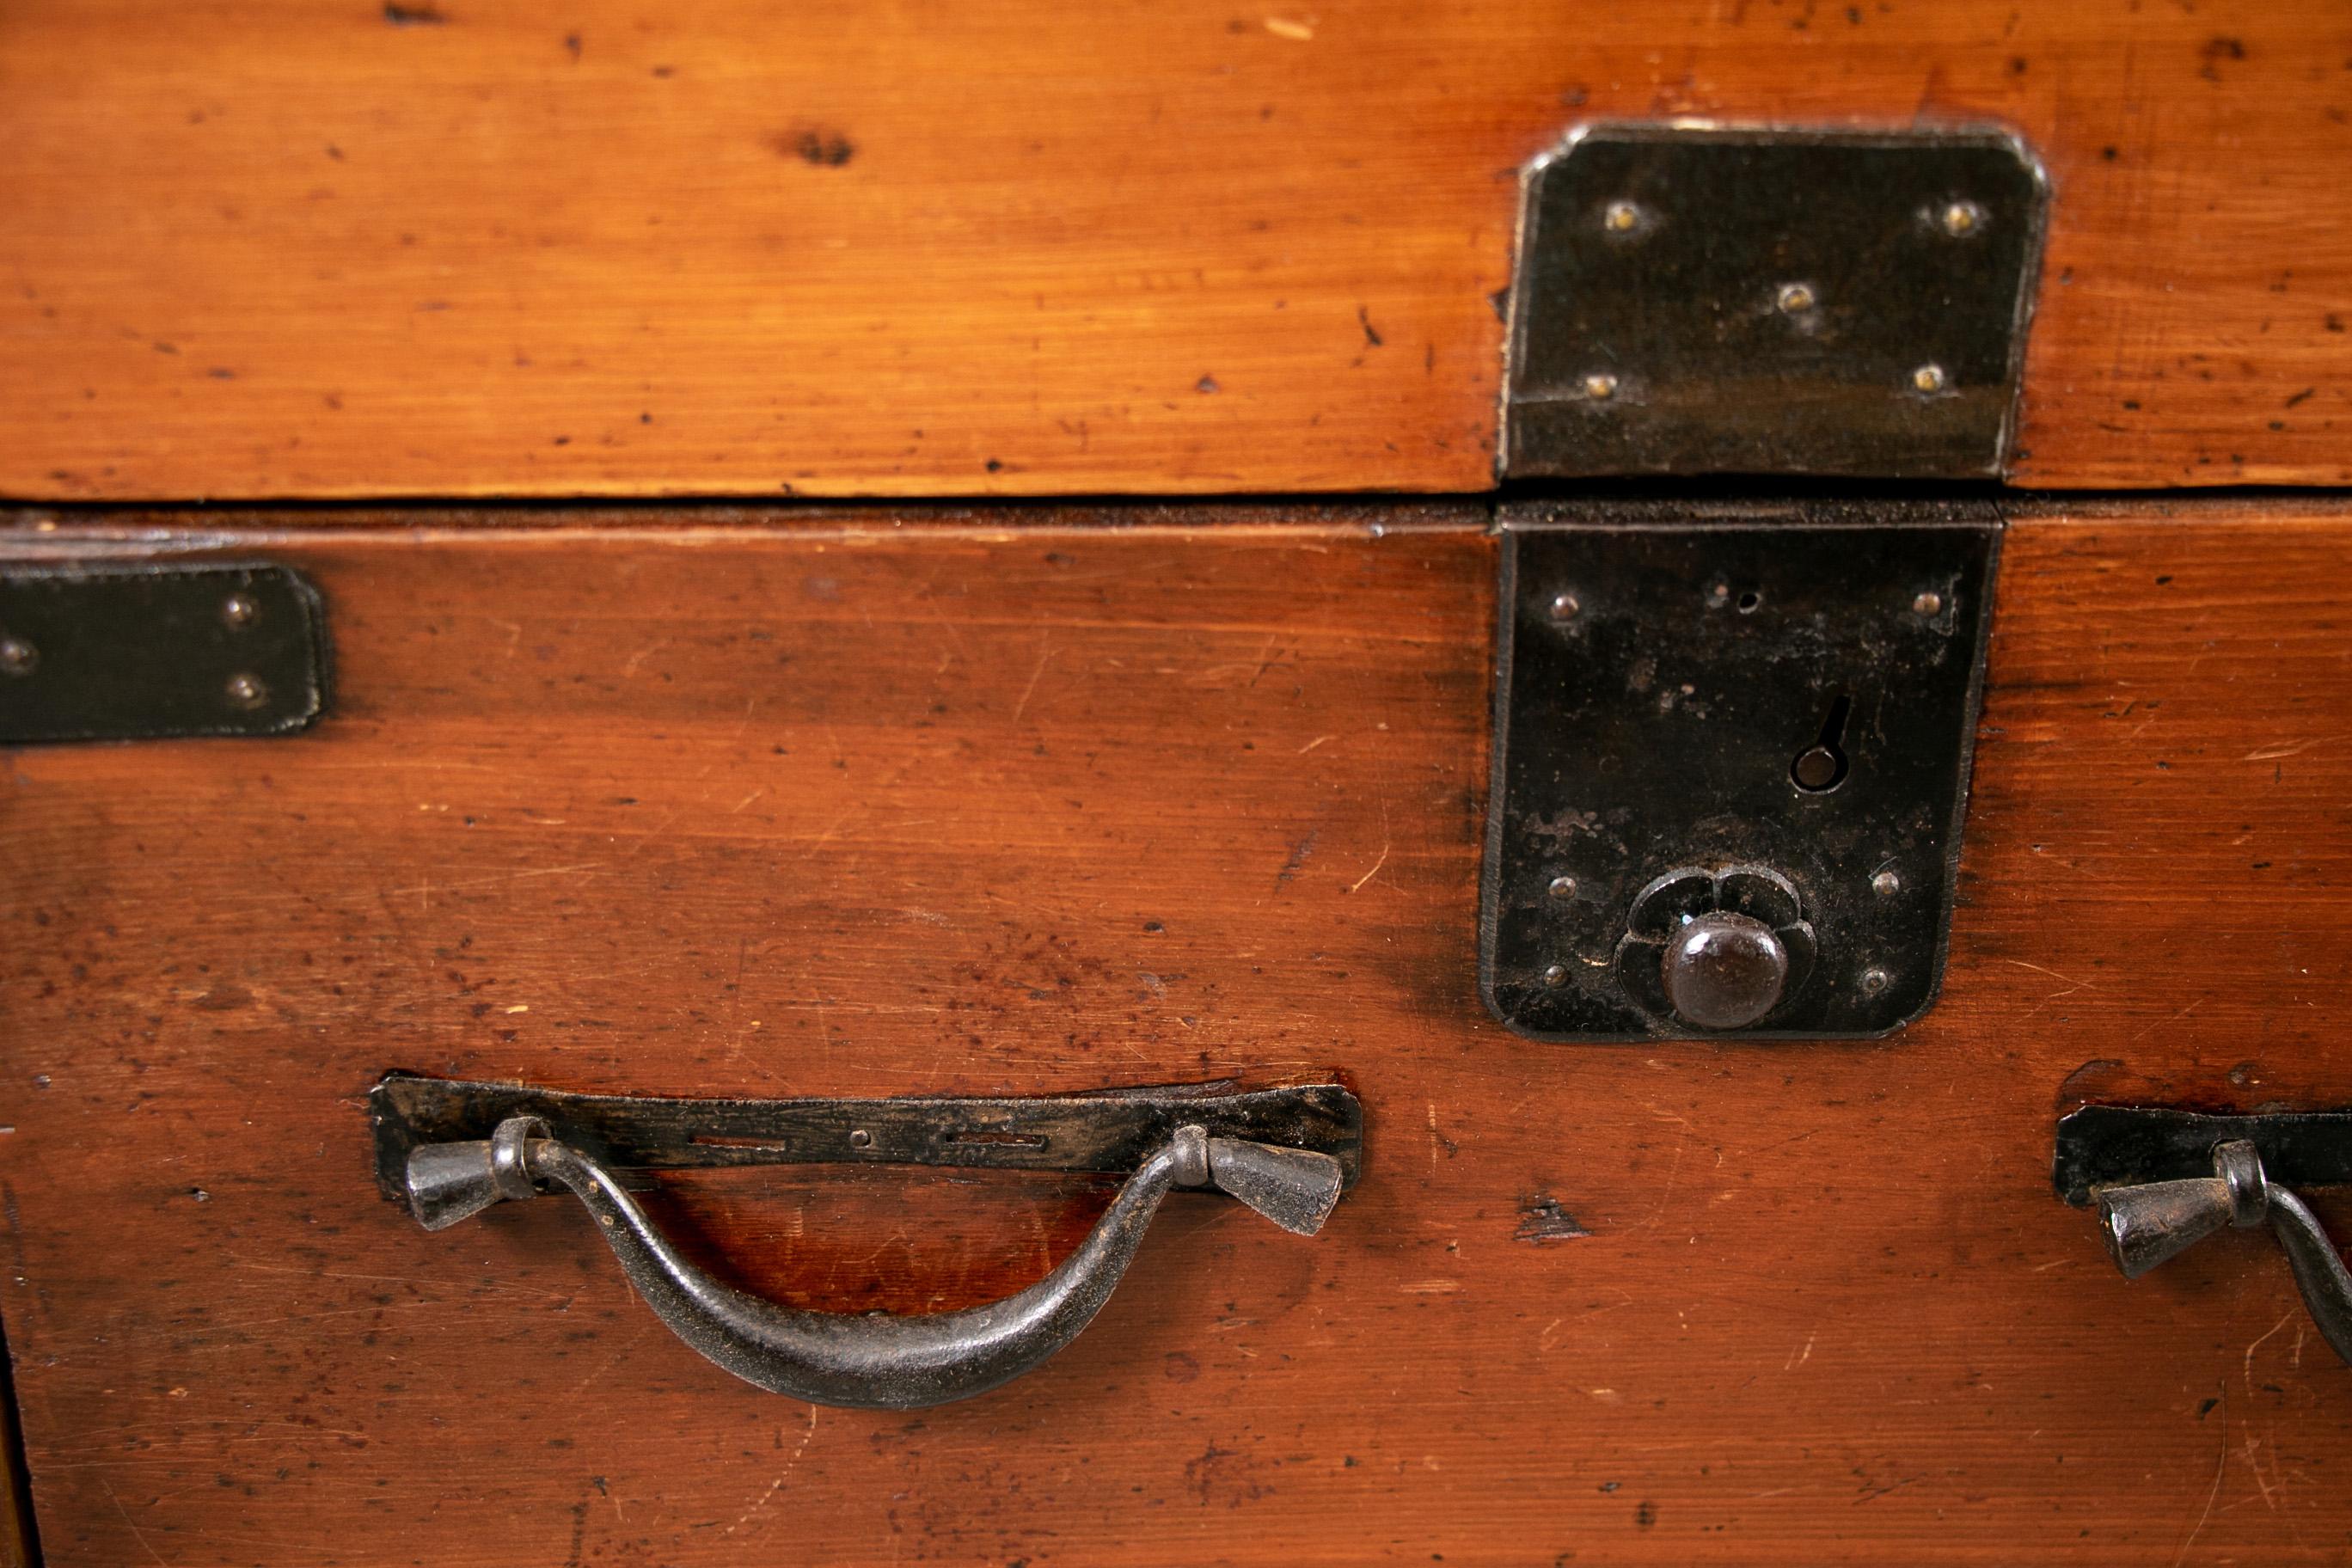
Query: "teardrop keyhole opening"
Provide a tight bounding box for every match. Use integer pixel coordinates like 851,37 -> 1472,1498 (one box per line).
1792,694 -> 1852,793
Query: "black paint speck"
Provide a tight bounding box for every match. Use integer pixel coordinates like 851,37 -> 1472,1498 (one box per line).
2199,36 -> 2246,82
1357,305 -> 1383,348
782,126 -> 856,167
382,3 -> 445,24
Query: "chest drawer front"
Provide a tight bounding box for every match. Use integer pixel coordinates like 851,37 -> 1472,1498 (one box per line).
3,499 -> 2351,1564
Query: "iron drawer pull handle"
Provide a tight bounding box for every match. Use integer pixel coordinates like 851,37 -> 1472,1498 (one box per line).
2095,1139 -> 2352,1366
401,1115 -> 1344,1409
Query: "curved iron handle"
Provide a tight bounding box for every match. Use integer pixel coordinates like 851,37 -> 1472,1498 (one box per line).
403,1115 -> 1344,1408
2096,1139 -> 2352,1365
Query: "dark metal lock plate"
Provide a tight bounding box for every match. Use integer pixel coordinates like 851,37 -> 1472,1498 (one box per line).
1479,501 -> 1999,1041
0,562 -> 327,743
1502,124 -> 2048,480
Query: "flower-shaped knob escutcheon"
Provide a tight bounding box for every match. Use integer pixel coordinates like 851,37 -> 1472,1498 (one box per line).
1614,866 -> 1816,1032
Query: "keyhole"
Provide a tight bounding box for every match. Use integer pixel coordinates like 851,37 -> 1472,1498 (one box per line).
1792,694 -> 1852,793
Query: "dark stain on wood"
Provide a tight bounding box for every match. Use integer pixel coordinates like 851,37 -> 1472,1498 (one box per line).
1513,1195 -> 1590,1244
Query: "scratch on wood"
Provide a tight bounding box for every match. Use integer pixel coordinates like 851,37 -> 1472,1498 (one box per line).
2244,1308 -> 2294,1395
722,1406 -> 819,1536
1011,632 -> 1051,723
99,1476 -> 168,1567
2000,957 -> 2104,990
1425,1102 -> 1459,1173
2172,1382 -> 2227,1567
2244,736 -> 2338,762
384,862 -> 603,899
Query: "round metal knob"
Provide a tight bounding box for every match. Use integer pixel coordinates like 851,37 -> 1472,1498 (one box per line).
1660,912 -> 1788,1031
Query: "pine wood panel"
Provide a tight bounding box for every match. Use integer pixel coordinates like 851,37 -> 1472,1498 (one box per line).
3,499 -> 2352,1564
3,3 -> 2350,500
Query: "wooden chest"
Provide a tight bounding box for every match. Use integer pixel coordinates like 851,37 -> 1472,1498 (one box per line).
4,4 -> 2352,1565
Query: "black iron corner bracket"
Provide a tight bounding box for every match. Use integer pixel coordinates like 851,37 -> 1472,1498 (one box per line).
0,561 -> 328,743
1502,123 -> 2048,480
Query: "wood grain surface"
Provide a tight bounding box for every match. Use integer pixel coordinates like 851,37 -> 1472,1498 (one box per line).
3,499 -> 2352,1564
3,3 -> 2350,499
